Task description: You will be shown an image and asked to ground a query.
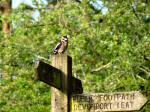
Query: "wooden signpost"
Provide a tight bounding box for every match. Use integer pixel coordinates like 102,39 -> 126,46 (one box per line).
36,55 -> 83,112
71,91 -> 148,112
35,55 -> 148,112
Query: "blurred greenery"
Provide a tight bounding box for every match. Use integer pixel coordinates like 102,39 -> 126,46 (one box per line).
0,0 -> 150,112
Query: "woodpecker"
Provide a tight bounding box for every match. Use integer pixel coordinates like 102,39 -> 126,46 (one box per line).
53,35 -> 68,55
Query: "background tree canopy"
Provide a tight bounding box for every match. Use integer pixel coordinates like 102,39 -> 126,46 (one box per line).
0,0 -> 150,111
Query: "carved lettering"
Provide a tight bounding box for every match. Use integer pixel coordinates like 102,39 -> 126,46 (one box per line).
71,91 -> 147,112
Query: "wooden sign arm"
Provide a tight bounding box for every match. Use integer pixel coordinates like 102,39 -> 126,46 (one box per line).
35,60 -> 62,90
35,60 -> 83,94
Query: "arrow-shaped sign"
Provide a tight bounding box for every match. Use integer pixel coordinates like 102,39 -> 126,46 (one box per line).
71,91 -> 147,112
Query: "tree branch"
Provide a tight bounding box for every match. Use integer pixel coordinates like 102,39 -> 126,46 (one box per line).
91,62 -> 112,72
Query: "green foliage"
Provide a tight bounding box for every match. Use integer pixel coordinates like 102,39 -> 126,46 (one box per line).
0,1 -> 150,111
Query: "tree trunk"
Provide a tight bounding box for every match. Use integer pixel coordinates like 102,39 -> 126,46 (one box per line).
0,0 -> 12,35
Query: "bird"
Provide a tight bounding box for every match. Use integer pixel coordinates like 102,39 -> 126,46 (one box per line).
53,35 -> 68,55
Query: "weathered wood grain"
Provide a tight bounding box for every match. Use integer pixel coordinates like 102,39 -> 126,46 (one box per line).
51,54 -> 72,112
71,91 -> 148,112
35,59 -> 83,94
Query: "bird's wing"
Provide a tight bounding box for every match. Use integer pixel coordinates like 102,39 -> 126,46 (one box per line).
53,43 -> 61,53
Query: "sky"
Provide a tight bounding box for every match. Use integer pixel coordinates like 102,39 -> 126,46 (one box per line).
12,0 -> 43,21
12,0 -> 49,8
12,0 -> 35,9
90,0 -> 108,15
12,0 -> 108,12
12,0 -> 49,21
12,0 -> 108,20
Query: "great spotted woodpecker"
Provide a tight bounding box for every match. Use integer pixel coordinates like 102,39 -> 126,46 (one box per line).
53,35 -> 68,55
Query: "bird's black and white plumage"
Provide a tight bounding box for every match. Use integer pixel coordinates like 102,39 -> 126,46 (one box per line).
53,36 -> 68,55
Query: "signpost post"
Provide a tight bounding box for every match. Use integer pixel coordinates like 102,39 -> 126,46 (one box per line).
35,55 -> 148,112
36,54 -> 83,112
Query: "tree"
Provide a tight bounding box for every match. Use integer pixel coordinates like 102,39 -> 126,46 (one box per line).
0,0 -> 150,111
0,0 -> 12,35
